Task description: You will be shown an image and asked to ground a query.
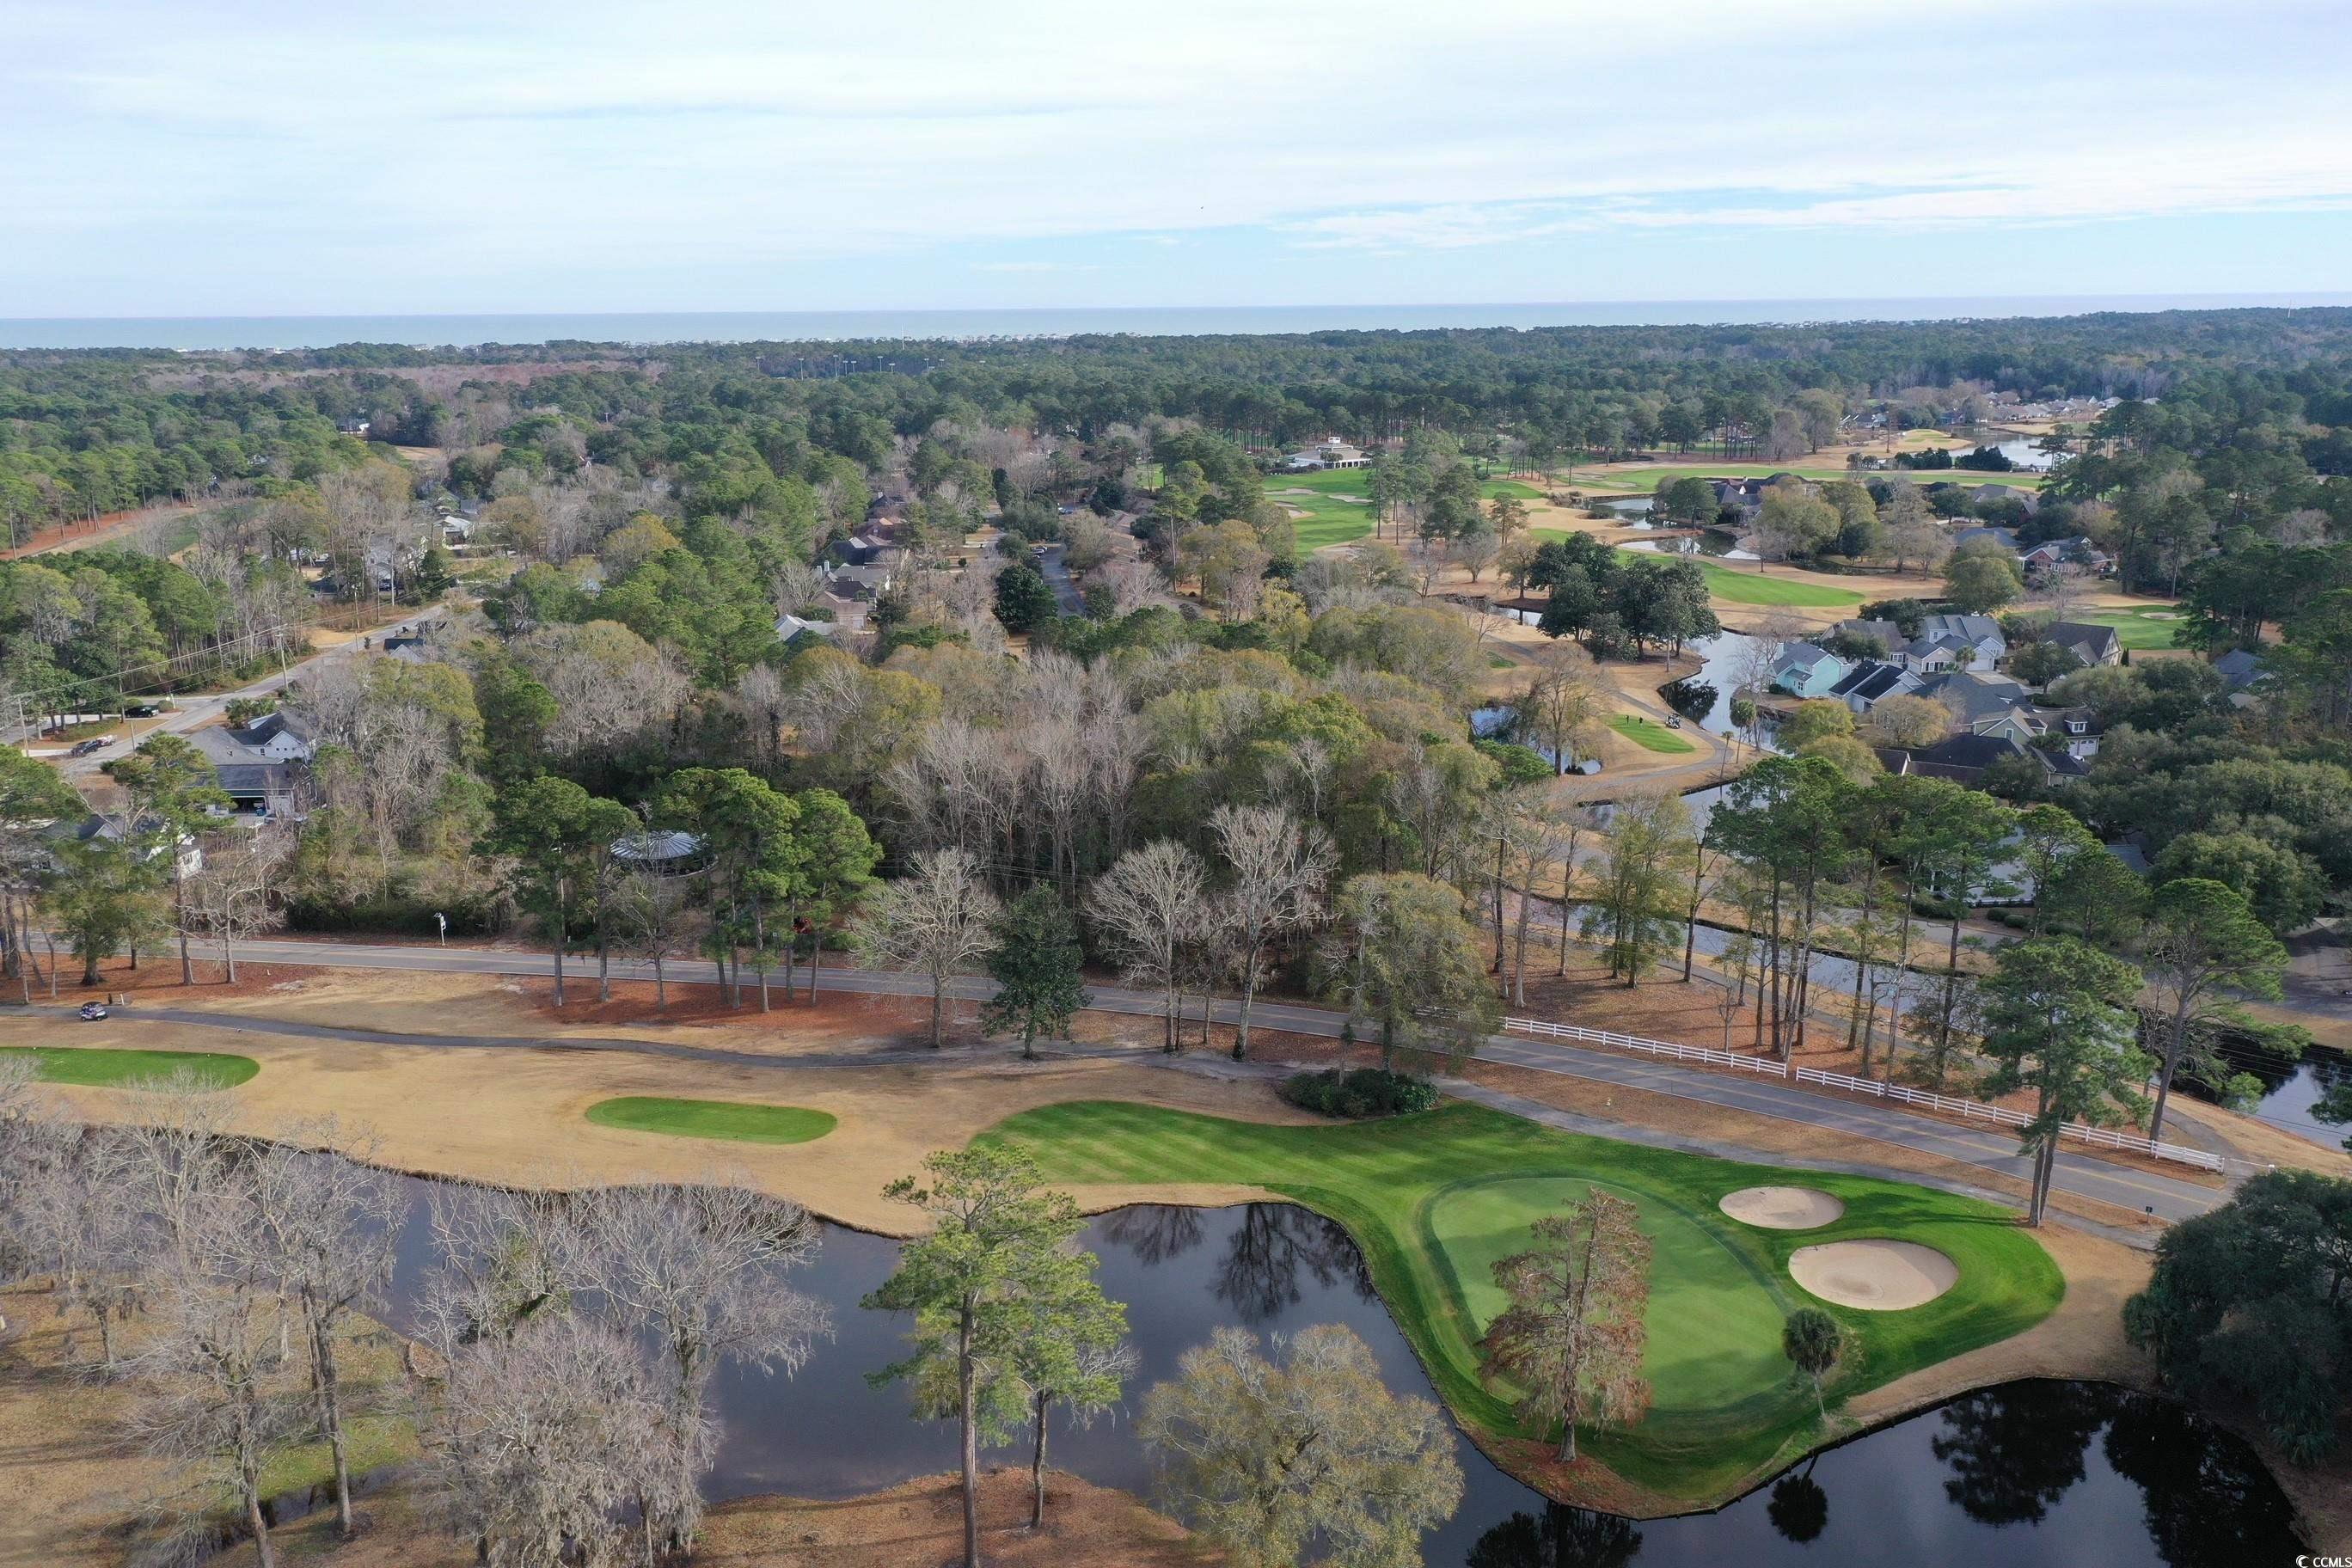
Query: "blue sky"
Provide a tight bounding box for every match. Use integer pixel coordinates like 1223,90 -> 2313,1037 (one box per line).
5,0 -> 2349,315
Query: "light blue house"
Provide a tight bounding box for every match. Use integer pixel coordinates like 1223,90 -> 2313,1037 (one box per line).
1772,641 -> 1848,698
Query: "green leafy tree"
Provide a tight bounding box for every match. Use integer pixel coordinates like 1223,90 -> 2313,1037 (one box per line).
992,558 -> 1057,634
1329,871 -> 1498,1073
1781,1308 -> 1845,1420
0,746 -> 80,996
2124,1170 -> 2352,1464
658,767 -> 802,1009
1581,792 -> 1691,984
862,1148 -> 1095,1568
104,733 -> 230,985
1479,1191 -> 1653,1461
1005,1258 -> 1130,1529
2137,877 -> 2292,1139
1976,938 -> 2152,1225
1140,1323 -> 1462,1568
979,886 -> 1089,1060
786,787 -> 879,1001
1944,548 -> 2024,613
45,835 -> 168,986
492,775 -> 634,1008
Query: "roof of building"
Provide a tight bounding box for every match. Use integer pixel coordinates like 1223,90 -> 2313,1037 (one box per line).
1916,612 -> 2004,646
611,829 -> 705,865
1775,640 -> 1838,671
1835,618 -> 1905,653
1914,670 -> 2029,726
2213,647 -> 2266,687
1829,661 -> 1914,703
2046,621 -> 2122,661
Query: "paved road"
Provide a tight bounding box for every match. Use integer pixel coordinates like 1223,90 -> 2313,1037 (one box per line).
39,609 -> 424,781
112,934 -> 2228,1222
1033,542 -> 1086,615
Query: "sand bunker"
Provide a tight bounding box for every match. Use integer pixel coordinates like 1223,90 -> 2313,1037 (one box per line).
1789,1240 -> 1958,1310
1718,1185 -> 1844,1230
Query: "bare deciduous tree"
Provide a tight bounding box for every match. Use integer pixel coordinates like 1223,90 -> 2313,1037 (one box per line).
248,1130 -> 409,1540
1088,841 -> 1210,1053
561,1182 -> 830,1558
609,867 -> 690,1009
183,825 -> 292,983
848,848 -> 1000,1048
1207,805 -> 1332,1060
127,1155 -> 297,1568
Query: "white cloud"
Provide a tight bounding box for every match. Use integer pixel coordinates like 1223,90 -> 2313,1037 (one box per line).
2,0 -> 2347,308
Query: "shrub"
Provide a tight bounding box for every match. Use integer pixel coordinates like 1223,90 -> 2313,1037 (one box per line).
1278,1067 -> 1439,1119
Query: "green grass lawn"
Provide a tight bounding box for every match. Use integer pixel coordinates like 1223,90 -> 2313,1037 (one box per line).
585,1096 -> 838,1145
981,1100 -> 2061,1503
1563,463 -> 2050,494
1,1045 -> 258,1088
1609,714 -> 1699,753
1652,555 -> 1865,608
1271,470 -> 1542,550
2073,603 -> 2186,651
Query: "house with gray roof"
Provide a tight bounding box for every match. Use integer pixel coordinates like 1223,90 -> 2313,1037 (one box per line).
1913,669 -> 2030,727
1829,660 -> 1922,714
1771,642 -> 1848,698
2044,621 -> 2122,668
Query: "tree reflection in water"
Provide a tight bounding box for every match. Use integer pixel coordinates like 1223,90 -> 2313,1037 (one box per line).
2102,1387 -> 2306,1563
1931,1380 -> 2110,1525
1464,1503 -> 1642,1568
1099,1204 -> 1206,1265
1766,1460 -> 1828,1544
1213,1203 -> 1377,1323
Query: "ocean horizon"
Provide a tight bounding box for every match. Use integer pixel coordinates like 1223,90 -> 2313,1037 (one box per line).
6,294 -> 2351,352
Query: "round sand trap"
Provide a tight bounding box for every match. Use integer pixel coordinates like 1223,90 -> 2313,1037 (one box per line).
1789,1240 -> 1957,1311
1718,1185 -> 1844,1230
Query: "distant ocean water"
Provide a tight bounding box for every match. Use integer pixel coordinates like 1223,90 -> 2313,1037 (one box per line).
3,295 -> 2349,351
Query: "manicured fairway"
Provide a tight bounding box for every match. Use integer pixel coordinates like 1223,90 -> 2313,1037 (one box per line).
0,1045 -> 257,1088
1273,470 -> 1547,550
1646,554 -> 1866,608
2073,603 -> 2185,651
1609,714 -> 1698,753
585,1095 -> 836,1145
982,1100 -> 2062,1502
1565,463 -> 2050,493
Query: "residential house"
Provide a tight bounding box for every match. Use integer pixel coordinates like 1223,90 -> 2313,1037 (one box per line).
1828,660 -> 1921,714
1771,642 -> 1848,698
2213,647 -> 2266,690
1951,524 -> 2021,554
1914,669 -> 2031,728
2019,536 -> 2115,577
1969,483 -> 2040,513
185,711 -> 315,809
1709,477 -> 1779,519
824,560 -> 894,601
2043,622 -> 2122,668
1970,704 -> 2101,760
826,535 -> 888,567
1873,731 -> 2078,789
774,612 -> 836,642
1832,613 -> 2004,673
1280,438 -> 1371,471
44,813 -> 203,879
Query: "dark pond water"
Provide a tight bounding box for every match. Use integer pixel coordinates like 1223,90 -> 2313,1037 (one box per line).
2214,1039 -> 2352,1150
366,1183 -> 2305,1565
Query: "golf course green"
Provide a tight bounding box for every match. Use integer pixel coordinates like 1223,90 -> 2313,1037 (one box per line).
983,1099 -> 2062,1503
0,1045 -> 258,1088
585,1095 -> 837,1145
1608,714 -> 1698,753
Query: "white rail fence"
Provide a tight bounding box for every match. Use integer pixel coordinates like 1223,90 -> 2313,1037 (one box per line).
1498,1015 -> 2226,1174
